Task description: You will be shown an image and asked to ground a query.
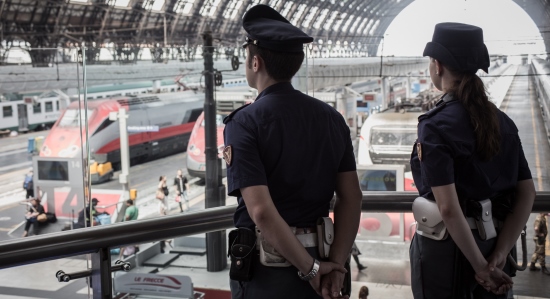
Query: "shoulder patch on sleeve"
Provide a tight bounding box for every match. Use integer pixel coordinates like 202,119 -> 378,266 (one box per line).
223,103 -> 251,124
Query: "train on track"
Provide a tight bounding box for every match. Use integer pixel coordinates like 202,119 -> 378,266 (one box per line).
40,91 -> 204,184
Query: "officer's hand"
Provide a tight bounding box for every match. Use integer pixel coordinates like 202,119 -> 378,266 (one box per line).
487,252 -> 506,270
475,264 -> 513,295
320,270 -> 349,299
310,261 -> 347,297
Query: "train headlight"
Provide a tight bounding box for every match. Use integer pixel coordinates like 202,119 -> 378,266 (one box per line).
189,144 -> 201,156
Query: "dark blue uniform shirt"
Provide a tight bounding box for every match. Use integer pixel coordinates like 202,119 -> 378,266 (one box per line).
410,94 -> 531,201
223,82 -> 356,229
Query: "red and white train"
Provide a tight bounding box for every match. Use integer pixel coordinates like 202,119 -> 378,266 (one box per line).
185,89 -> 255,179
40,91 -> 204,183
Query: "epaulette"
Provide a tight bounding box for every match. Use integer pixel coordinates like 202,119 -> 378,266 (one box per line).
418,94 -> 456,121
223,103 -> 251,124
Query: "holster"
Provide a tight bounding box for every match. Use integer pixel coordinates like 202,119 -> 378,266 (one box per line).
412,197 -> 448,241
490,190 -> 515,221
317,217 -> 334,258
228,228 -> 256,281
467,199 -> 497,240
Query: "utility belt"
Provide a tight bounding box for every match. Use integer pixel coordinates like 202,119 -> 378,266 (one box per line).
412,197 -> 498,241
227,217 -> 334,278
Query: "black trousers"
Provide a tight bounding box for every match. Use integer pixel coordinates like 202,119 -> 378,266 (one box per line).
230,247 -> 322,299
410,232 -> 512,299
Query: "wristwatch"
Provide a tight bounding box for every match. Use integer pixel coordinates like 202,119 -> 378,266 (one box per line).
298,259 -> 320,281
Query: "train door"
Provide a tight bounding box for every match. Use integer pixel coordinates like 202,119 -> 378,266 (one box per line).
17,104 -> 28,131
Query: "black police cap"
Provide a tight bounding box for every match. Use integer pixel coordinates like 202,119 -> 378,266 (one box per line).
423,22 -> 490,73
242,4 -> 313,53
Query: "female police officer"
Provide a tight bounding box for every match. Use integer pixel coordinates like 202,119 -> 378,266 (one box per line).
410,23 -> 536,298
224,4 -> 362,299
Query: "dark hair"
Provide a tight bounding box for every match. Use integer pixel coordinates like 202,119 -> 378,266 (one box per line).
126,199 -> 134,205
447,69 -> 500,161
246,44 -> 304,82
359,285 -> 369,299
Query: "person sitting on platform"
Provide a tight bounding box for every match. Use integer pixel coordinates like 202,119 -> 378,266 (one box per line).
74,198 -> 99,229
22,198 -> 45,237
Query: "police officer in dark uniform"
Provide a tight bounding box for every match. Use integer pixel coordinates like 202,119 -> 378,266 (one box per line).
409,23 -> 536,298
223,5 -> 362,299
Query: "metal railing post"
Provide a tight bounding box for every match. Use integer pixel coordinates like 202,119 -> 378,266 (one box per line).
91,247 -> 113,299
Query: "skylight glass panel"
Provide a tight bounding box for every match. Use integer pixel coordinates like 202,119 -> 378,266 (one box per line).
323,11 -> 339,31
290,4 -> 306,24
151,0 -> 165,11
333,12 -> 347,31
175,0 -> 195,14
341,14 -> 355,32
223,0 -> 243,19
313,9 -> 328,29
281,2 -> 294,18
269,0 -> 281,7
70,0 -> 89,2
362,19 -> 374,35
302,6 -> 318,28
368,20 -> 380,36
349,16 -> 361,33
113,0 -> 130,7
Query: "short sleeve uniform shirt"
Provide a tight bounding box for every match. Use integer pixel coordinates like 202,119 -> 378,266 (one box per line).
224,82 -> 356,229
410,94 -> 531,201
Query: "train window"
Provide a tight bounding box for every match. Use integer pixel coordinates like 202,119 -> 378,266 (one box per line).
2,106 -> 13,117
56,101 -> 59,111
45,101 -> 53,112
93,118 -> 114,136
182,108 -> 203,124
59,108 -> 95,127
33,103 -> 42,114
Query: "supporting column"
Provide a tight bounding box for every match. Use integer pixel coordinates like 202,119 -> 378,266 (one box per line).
202,25 -> 227,272
110,109 -> 130,222
91,247 -> 112,299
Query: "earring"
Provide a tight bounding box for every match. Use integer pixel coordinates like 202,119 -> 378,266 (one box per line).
436,71 -> 439,75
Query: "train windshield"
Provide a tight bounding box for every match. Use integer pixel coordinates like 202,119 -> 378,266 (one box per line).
58,108 -> 95,127
200,114 -> 227,127
370,126 -> 417,147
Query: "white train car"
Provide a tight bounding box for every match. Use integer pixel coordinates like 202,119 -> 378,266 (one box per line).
357,107 -> 421,169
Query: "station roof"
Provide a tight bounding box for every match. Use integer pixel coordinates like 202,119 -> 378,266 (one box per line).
1,1 -> 549,61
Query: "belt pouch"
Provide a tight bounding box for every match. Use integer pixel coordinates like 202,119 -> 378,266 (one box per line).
256,227 -> 291,267
317,217 -> 334,258
475,199 -> 497,240
228,228 -> 256,281
412,197 -> 448,241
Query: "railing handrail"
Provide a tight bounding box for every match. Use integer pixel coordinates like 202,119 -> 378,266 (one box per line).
1,191 -> 549,270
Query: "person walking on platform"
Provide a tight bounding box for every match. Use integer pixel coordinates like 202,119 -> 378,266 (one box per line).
174,169 -> 189,212
23,169 -> 34,199
224,5 -> 362,299
529,213 -> 549,275
351,242 -> 366,271
409,22 -> 536,298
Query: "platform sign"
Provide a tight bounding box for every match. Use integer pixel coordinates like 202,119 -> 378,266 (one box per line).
114,273 -> 193,298
127,125 -> 159,132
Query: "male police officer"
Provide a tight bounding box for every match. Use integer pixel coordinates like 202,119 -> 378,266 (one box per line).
223,4 -> 362,299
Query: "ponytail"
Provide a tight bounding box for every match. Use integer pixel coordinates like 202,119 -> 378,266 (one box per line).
451,73 -> 500,161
